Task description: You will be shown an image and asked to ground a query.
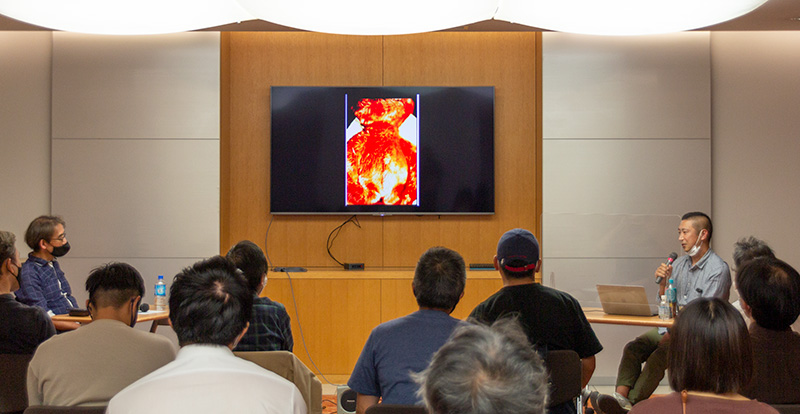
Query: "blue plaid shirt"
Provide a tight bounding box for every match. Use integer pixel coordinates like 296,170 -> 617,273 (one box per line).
234,296 -> 293,352
15,253 -> 78,315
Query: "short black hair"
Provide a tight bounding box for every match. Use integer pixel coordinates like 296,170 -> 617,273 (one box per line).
226,240 -> 268,294
681,211 -> 713,241
413,246 -> 466,310
169,255 -> 253,347
85,262 -> 145,308
668,298 -> 751,394
736,257 -> 800,331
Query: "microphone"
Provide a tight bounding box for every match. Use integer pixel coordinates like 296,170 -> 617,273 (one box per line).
655,252 -> 678,284
139,303 -> 150,312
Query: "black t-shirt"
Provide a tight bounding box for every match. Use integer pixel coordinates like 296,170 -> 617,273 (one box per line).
0,293 -> 56,354
469,283 -> 603,359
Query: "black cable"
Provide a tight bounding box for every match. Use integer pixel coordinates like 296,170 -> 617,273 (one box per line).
285,270 -> 343,386
264,214 -> 274,268
326,215 -> 360,266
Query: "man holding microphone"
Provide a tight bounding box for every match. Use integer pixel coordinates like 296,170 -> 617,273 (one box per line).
594,212 -> 731,414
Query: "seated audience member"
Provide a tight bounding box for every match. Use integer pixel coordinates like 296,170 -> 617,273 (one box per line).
348,246 -> 467,414
730,236 -> 775,325
629,298 -> 777,414
0,230 -> 55,354
226,240 -> 293,352
27,262 -> 176,406
415,319 -> 549,414
469,228 -> 602,414
735,257 -> 800,403
15,215 -> 79,331
108,256 -> 306,414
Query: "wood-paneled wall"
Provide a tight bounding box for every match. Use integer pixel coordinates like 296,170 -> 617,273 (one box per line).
221,32 -> 542,267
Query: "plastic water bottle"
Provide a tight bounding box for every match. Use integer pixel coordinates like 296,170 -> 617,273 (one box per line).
155,275 -> 167,311
658,295 -> 670,320
666,278 -> 678,318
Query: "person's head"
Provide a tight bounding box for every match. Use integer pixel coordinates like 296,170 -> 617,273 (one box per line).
226,240 -> 268,295
668,297 -> 752,394
736,257 -> 800,331
85,262 -> 145,327
0,231 -> 22,291
25,215 -> 69,257
678,212 -> 712,255
413,246 -> 467,312
495,228 -> 541,280
732,236 -> 775,272
416,318 -> 549,414
169,255 -> 253,347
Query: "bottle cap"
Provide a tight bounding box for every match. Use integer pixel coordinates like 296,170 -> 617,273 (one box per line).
158,275 -> 164,280
668,278 -> 674,284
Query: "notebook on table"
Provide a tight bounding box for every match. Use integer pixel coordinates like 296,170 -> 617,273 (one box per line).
596,284 -> 658,316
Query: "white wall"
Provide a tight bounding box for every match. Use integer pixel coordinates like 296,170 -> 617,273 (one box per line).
0,32 -> 52,254
1,32 -> 221,343
711,31 -> 800,275
542,32 -> 712,384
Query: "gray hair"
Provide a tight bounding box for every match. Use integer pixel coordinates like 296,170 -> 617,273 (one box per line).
415,318 -> 549,414
0,231 -> 17,267
732,236 -> 775,270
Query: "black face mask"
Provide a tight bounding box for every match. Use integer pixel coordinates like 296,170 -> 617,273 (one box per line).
130,298 -> 141,328
11,263 -> 22,287
51,241 -> 71,257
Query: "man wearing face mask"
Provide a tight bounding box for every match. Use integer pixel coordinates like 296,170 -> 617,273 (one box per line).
594,212 -> 731,414
15,215 -> 80,331
0,230 -> 56,354
27,262 -> 176,407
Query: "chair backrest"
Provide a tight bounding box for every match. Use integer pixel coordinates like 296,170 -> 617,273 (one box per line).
772,404 -> 800,414
23,406 -> 106,414
544,349 -> 582,409
234,351 -> 322,414
0,353 -> 33,414
365,404 -> 427,414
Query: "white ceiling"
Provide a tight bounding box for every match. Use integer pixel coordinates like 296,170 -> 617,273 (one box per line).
1,0 -> 799,32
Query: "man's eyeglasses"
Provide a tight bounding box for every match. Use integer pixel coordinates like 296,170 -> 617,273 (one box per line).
50,233 -> 67,242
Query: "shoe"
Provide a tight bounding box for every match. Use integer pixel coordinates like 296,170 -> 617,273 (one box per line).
588,391 -> 601,413
596,393 -> 632,414
580,388 -> 593,407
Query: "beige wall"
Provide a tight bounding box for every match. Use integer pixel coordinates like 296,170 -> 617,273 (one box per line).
711,31 -> 800,274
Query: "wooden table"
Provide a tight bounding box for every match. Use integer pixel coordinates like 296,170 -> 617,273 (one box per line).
583,307 -> 673,328
51,310 -> 170,333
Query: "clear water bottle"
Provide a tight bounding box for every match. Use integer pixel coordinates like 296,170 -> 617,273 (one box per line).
155,275 -> 167,311
666,278 -> 678,318
658,294 -> 670,320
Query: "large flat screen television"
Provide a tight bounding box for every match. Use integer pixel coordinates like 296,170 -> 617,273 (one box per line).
270,86 -> 494,215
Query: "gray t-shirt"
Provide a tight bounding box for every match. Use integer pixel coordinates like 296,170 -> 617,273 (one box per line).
671,248 -> 731,307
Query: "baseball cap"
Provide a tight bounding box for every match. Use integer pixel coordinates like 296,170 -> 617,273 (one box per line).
497,228 -> 540,272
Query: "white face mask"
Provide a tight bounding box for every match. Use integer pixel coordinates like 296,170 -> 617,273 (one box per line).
687,231 -> 705,256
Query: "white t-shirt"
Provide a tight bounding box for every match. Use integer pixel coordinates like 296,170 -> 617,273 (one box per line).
108,344 -> 307,414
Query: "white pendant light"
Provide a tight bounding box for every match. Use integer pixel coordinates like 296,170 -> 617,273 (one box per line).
235,0 -> 499,36
494,0 -> 769,36
0,0 -> 254,35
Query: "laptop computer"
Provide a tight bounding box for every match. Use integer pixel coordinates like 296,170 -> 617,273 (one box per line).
596,284 -> 658,316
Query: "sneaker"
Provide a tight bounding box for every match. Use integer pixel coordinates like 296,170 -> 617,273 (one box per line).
596,392 -> 632,414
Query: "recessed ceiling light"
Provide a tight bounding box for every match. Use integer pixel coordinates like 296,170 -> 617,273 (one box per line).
494,0 -> 770,36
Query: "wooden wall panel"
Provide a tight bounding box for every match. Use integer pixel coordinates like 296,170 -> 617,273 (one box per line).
380,32 -> 539,266
262,276 -> 382,375
221,32 -> 541,268
221,32 -> 385,266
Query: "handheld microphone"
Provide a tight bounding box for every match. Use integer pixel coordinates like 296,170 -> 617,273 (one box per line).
655,252 -> 678,284
139,303 -> 150,312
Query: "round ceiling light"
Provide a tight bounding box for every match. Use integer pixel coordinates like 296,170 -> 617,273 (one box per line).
494,0 -> 770,35
0,0 -> 254,35
235,0 -> 499,35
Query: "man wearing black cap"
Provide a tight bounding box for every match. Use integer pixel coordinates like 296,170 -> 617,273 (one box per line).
470,228 -> 602,414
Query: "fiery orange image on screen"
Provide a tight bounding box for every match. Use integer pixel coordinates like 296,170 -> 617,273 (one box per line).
346,98 -> 418,205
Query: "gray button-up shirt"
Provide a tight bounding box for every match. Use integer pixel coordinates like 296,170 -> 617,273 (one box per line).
671,248 -> 731,307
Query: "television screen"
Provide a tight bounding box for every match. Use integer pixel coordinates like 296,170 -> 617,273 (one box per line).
270,86 -> 494,215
